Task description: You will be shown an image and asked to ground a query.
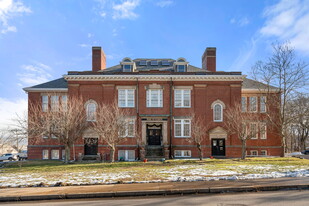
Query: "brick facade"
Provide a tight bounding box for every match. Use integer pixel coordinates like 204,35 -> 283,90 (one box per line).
25,46 -> 283,160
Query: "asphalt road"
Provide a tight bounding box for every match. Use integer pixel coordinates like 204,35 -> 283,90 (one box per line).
3,190 -> 309,206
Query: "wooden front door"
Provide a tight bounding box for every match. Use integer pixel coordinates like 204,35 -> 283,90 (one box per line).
84,138 -> 98,155
212,139 -> 225,156
147,124 -> 162,145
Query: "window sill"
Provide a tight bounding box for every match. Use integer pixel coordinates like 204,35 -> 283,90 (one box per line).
174,136 -> 191,138
213,120 -> 223,122
119,106 -> 135,108
174,106 -> 191,108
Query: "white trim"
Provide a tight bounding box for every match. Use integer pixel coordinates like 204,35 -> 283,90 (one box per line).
242,89 -> 278,93
23,88 -> 68,92
64,74 -> 246,82
174,150 -> 191,157
250,150 -> 258,156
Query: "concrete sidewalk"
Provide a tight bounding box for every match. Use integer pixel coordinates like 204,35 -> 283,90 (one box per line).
0,177 -> 309,202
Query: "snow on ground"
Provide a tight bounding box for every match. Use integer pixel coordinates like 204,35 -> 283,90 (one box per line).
1,164 -> 309,188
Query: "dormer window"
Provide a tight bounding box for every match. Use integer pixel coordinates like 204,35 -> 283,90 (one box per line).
177,65 -> 186,72
162,60 -> 169,66
140,60 -> 147,66
151,60 -> 158,66
123,64 -> 132,72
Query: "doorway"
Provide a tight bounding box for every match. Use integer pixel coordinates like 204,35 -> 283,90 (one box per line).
84,138 -> 98,155
147,124 -> 162,145
211,139 -> 225,156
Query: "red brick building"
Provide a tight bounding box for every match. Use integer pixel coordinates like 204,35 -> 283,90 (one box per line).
24,47 -> 283,161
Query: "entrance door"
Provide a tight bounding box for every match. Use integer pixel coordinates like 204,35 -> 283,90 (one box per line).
212,139 -> 225,156
84,138 -> 98,155
147,124 -> 162,145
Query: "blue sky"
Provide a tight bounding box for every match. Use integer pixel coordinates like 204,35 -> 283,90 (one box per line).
1,0 -> 309,128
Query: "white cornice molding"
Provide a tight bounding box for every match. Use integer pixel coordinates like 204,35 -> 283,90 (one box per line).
23,88 -> 68,92
63,74 -> 246,82
241,88 -> 279,93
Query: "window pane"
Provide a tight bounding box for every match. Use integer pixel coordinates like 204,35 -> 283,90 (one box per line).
61,95 -> 67,110
51,96 -> 59,111
260,96 -> 266,113
42,150 -> 49,159
123,65 -> 132,72
250,97 -> 257,112
127,90 -> 135,107
177,65 -> 185,72
250,123 -> 257,139
174,90 -> 182,107
127,119 -> 135,137
260,123 -> 267,139
128,150 -> 135,160
175,150 -> 181,157
51,150 -> 59,159
183,123 -> 190,136
241,97 -> 247,112
87,103 -> 96,121
214,104 -> 222,121
42,96 -> 48,112
175,122 -> 181,137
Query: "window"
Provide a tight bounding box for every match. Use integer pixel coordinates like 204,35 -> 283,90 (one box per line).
62,149 -> 65,160
249,97 -> 257,112
261,150 -> 267,156
146,89 -> 163,107
241,97 -> 247,112
162,60 -> 169,66
176,65 -> 186,72
260,123 -> 267,139
174,150 -> 191,157
213,104 -> 223,122
120,119 -> 135,137
250,150 -> 258,156
250,123 -> 258,139
51,95 -> 59,111
123,64 -> 132,72
118,150 -> 135,161
51,134 -> 57,139
260,96 -> 266,113
174,119 -> 191,137
42,95 -> 48,112
86,102 -> 96,121
61,95 -> 67,111
174,89 -> 190,108
151,60 -> 158,65
42,150 -> 49,159
139,60 -> 147,66
118,89 -> 135,107
51,150 -> 59,159
42,134 -> 48,139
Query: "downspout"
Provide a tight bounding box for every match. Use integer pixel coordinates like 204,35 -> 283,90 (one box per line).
169,77 -> 173,159
136,77 -> 140,160
73,143 -> 76,161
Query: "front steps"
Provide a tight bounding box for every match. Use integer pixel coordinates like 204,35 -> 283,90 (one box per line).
145,146 -> 164,161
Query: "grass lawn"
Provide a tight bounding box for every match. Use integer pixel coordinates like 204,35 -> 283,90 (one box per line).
0,158 -> 309,187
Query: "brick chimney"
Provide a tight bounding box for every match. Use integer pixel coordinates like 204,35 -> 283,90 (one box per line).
92,47 -> 106,72
202,47 -> 216,72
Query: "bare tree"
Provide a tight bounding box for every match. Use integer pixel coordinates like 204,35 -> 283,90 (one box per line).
287,94 -> 309,151
187,113 -> 210,160
0,129 -> 11,155
90,102 -> 129,162
252,42 -> 309,153
28,96 -> 88,163
225,102 -> 262,159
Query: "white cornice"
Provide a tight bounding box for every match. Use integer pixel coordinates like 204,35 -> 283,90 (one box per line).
63,74 -> 246,82
23,88 -> 68,92
242,88 -> 279,93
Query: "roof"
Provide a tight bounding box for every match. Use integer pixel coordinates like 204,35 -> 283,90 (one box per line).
242,78 -> 278,90
103,58 -> 204,73
23,78 -> 68,92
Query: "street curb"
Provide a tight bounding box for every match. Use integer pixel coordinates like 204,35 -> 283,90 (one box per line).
1,184 -> 309,202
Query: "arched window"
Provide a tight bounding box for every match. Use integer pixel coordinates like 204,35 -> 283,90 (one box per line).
211,100 -> 225,122
213,104 -> 223,122
85,101 -> 97,121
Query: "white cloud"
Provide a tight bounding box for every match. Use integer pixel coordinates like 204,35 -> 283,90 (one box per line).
112,0 -> 140,20
87,33 -> 93,38
0,0 -> 31,34
78,43 -> 91,48
156,0 -> 173,8
230,17 -> 250,27
0,97 -> 27,129
17,62 -> 52,86
260,0 -> 309,54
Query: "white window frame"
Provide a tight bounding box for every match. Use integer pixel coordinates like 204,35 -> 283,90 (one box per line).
260,123 -> 267,139
174,119 -> 191,138
146,89 -> 163,108
42,149 -> 49,160
118,150 -> 135,161
213,104 -> 223,122
51,95 -> 59,111
123,64 -> 132,72
250,123 -> 258,139
249,96 -> 257,112
174,150 -> 191,157
51,150 -> 59,160
241,96 -> 247,112
120,118 -> 135,137
86,102 -> 96,121
61,95 -> 67,111
176,65 -> 186,72
62,149 -> 65,160
118,89 -> 135,108
261,150 -> 267,156
250,150 -> 258,156
42,95 -> 48,112
174,89 -> 191,108
260,96 -> 266,113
